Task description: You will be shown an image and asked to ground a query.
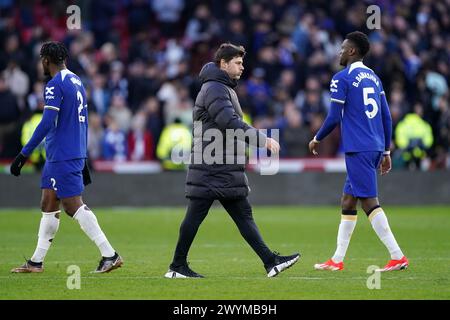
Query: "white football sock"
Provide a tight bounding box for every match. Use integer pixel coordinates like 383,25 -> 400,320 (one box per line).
332,215 -> 357,263
73,205 -> 115,258
31,211 -> 60,263
369,208 -> 404,260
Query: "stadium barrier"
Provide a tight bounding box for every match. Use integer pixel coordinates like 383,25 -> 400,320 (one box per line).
1,170 -> 449,207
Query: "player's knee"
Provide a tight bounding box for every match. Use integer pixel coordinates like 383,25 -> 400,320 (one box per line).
61,202 -> 78,217
341,195 -> 357,211
61,196 -> 84,217
40,198 -> 59,213
361,198 -> 380,216
62,205 -> 77,217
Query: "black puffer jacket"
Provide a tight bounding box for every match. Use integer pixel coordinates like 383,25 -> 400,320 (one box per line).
185,62 -> 267,199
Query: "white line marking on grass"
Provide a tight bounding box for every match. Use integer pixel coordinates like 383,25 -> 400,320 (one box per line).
0,276 -> 429,281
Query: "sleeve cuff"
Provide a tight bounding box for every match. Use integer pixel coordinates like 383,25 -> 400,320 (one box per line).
44,105 -> 60,111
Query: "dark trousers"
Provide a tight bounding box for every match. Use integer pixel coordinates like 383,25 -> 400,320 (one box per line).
171,197 -> 274,266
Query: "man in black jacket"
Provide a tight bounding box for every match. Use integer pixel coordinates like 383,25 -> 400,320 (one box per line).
165,43 -> 300,278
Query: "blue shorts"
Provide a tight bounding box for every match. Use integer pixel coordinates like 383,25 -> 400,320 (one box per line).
343,151 -> 383,198
41,159 -> 85,199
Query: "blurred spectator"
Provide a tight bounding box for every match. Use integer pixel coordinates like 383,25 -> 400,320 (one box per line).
0,33 -> 25,71
151,0 -> 185,38
184,4 -> 219,47
425,67 -> 449,111
127,60 -> 161,112
277,101 -> 310,157
143,96 -> 164,156
164,85 -> 193,127
277,69 -> 297,98
90,73 -> 110,116
296,77 -> 327,126
395,103 -> 434,170
165,39 -> 185,79
107,93 -> 132,133
87,113 -> 104,161
0,74 -> 20,157
91,0 -> 118,47
389,85 -> 409,126
98,42 -> 119,75
128,111 -> 154,161
156,118 -> 191,170
3,60 -> 29,109
223,18 -> 248,49
126,0 -> 152,34
102,117 -> 127,162
245,67 -> 272,118
27,81 -> 45,113
107,60 -> 128,100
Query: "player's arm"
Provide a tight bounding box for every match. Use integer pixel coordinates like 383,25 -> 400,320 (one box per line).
309,74 -> 346,156
380,90 -> 392,175
309,101 -> 343,155
10,82 -> 62,176
380,91 -> 392,154
205,84 -> 277,152
10,108 -> 59,176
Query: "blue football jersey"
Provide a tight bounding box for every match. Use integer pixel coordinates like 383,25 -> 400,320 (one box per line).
330,61 -> 386,152
43,69 -> 88,161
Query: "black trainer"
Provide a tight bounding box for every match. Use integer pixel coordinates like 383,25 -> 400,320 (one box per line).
265,252 -> 300,277
164,263 -> 204,278
92,252 -> 123,273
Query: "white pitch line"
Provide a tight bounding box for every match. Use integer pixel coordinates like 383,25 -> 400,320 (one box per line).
0,276 -> 431,281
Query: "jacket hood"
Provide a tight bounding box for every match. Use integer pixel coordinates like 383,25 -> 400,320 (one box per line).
199,62 -> 238,88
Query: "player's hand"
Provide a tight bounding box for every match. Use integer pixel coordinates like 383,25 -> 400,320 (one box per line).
309,138 -> 320,156
380,154 -> 392,176
265,138 -> 280,154
10,153 -> 28,177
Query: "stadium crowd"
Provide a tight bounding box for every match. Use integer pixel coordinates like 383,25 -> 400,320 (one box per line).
0,0 -> 449,170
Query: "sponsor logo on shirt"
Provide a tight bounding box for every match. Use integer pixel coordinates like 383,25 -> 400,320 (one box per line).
330,79 -> 339,93
45,86 -> 55,100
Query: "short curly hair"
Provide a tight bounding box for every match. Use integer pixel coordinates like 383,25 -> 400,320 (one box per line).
40,41 -> 68,65
345,31 -> 370,57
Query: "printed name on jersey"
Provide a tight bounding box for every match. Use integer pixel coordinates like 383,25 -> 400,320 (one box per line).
352,72 -> 379,88
70,77 -> 82,86
330,79 -> 339,92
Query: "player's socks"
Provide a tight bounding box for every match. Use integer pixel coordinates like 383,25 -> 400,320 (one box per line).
332,210 -> 357,263
30,211 -> 60,263
73,205 -> 115,258
368,206 -> 404,260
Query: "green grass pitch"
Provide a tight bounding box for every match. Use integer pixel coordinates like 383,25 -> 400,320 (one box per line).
0,206 -> 449,299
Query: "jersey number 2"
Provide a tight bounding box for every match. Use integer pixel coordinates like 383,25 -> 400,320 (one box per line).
77,91 -> 86,123
363,87 -> 379,119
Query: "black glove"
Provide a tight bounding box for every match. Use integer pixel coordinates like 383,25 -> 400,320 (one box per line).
82,160 -> 92,186
10,153 -> 28,177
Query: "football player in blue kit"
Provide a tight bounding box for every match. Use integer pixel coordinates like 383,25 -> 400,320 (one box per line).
10,42 -> 123,273
309,32 -> 408,272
